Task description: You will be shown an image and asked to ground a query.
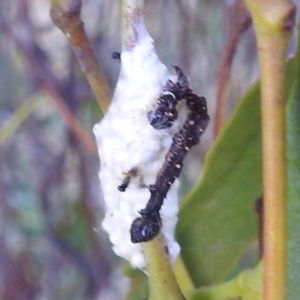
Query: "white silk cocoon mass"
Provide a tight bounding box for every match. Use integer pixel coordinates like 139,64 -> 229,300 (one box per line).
94,32 -> 181,269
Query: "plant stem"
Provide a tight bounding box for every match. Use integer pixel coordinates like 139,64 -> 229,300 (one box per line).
174,256 -> 195,292
50,0 -> 111,113
121,0 -> 146,50
144,235 -> 185,300
243,1 -> 295,299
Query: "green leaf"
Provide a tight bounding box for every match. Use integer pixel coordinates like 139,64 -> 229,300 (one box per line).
286,42 -> 300,298
185,261 -> 263,300
177,79 -> 263,286
237,261 -> 263,300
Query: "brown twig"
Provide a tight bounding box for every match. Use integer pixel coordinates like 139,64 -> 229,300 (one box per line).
43,81 -> 98,155
50,0 -> 111,113
214,1 -> 252,137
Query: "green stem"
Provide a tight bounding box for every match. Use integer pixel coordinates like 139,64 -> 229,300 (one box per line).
144,235 -> 185,300
243,1 -> 295,299
174,256 -> 195,292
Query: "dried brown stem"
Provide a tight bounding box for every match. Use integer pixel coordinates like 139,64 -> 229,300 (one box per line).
43,81 -> 98,155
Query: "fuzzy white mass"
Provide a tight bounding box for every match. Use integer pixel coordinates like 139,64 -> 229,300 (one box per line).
94,33 -> 181,269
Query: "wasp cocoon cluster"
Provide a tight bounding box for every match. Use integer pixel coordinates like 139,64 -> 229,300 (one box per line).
94,18 -> 209,268
94,30 -> 181,269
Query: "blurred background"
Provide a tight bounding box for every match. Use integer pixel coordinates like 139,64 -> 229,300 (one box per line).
0,0 -> 261,299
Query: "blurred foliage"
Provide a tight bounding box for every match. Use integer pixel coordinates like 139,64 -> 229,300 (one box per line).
0,0 -> 261,299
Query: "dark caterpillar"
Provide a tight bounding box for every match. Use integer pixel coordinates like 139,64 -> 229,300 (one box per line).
147,66 -> 190,129
130,67 -> 210,243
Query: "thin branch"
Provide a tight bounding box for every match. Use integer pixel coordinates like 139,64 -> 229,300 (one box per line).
43,82 -> 98,155
50,0 -> 111,113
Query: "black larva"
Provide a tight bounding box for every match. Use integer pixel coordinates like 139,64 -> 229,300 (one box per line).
130,67 -> 210,243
